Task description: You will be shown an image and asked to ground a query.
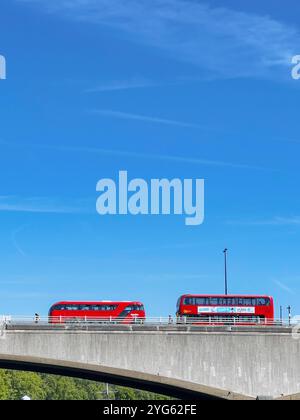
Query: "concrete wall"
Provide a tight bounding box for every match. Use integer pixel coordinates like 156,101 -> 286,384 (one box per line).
0,329 -> 299,399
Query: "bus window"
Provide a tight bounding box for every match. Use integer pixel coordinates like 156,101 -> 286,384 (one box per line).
257,298 -> 269,306
184,297 -> 194,305
125,305 -> 143,311
79,305 -> 91,311
243,299 -> 252,306
195,297 -> 207,305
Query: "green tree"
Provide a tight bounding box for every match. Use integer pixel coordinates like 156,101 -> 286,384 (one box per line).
43,375 -> 89,400
73,378 -> 108,400
0,371 -> 10,400
114,386 -> 139,400
0,369 -> 170,400
9,371 -> 46,400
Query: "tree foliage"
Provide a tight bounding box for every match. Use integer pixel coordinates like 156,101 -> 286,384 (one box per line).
0,370 -> 169,400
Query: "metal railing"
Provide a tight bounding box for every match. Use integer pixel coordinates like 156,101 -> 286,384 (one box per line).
0,315 -> 296,327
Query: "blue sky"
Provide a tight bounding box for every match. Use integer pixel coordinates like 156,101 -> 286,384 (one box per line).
0,0 -> 300,317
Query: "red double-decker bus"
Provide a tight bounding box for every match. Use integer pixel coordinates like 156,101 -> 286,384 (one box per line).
48,301 -> 145,324
176,294 -> 274,325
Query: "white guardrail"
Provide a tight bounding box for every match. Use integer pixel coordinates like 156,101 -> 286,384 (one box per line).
0,316 -> 296,327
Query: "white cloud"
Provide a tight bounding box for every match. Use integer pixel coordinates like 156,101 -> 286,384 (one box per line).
0,196 -> 88,214
1,137 -> 267,169
18,0 -> 300,79
272,217 -> 300,226
16,142 -> 264,170
89,108 -> 204,129
228,216 -> 300,226
84,78 -> 159,93
11,224 -> 29,257
274,280 -> 294,295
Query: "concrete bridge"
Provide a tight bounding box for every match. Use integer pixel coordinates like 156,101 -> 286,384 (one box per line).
0,324 -> 300,400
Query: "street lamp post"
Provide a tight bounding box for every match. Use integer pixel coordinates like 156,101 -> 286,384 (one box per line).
96,384 -> 113,400
223,248 -> 228,296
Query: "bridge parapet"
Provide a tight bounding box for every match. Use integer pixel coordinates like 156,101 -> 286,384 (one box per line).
0,328 -> 299,399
